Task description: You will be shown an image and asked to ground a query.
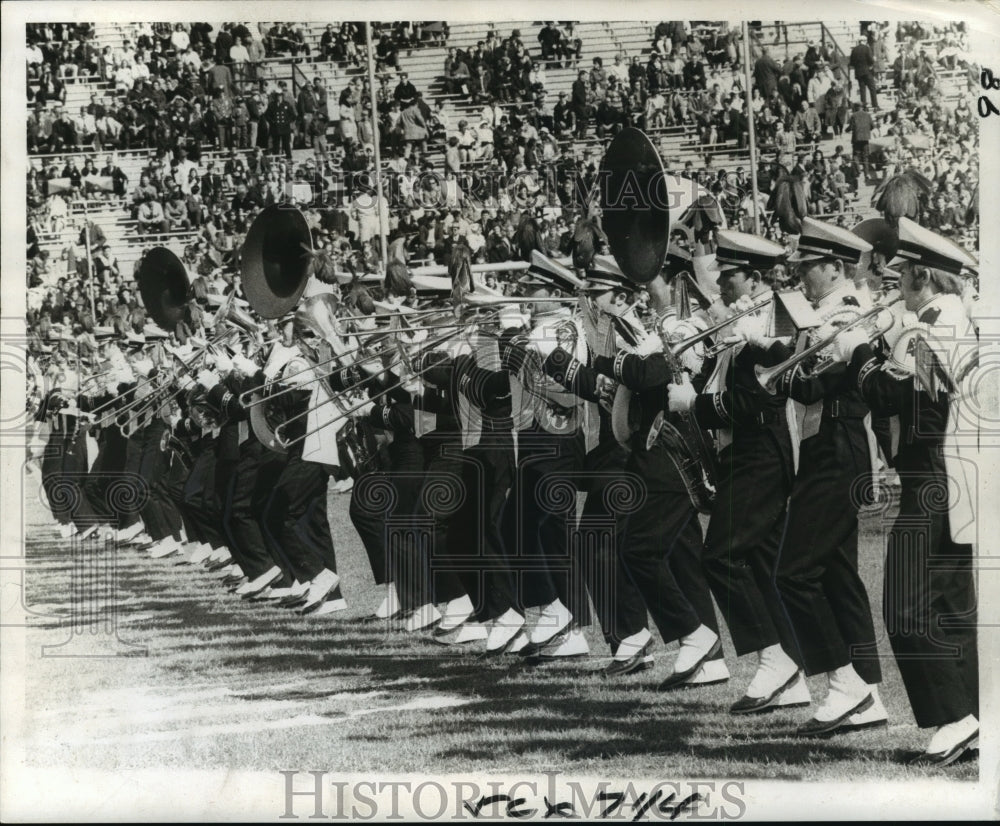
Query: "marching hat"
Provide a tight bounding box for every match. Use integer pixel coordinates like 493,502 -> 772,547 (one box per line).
787,216 -> 873,264
890,216 -> 978,275
527,250 -> 585,293
712,230 -> 786,272
93,325 -> 115,341
142,324 -> 169,341
125,332 -> 147,348
580,254 -> 634,293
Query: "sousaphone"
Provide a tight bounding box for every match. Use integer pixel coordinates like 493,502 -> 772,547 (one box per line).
240,204 -> 313,319
136,247 -> 191,330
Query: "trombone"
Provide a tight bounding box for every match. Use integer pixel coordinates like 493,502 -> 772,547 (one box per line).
273,325 -> 470,449
671,296 -> 774,358
754,305 -> 895,394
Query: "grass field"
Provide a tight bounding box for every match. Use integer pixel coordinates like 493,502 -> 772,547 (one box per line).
18,467 -> 979,782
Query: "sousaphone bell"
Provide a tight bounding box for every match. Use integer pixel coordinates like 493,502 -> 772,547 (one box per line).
136,246 -> 191,331
240,204 -> 313,319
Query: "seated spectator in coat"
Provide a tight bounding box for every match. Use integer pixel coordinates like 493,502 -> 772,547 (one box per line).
137,194 -> 169,234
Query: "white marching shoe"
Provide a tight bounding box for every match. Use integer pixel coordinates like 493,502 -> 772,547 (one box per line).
660,625 -> 721,690
149,537 -> 183,559
116,522 -> 145,543
373,582 -> 401,619
841,684 -> 888,732
58,524 -> 75,540
438,594 -> 474,632
730,644 -> 808,714
187,543 -> 214,565
686,657 -> 731,686
604,627 -> 654,677
300,569 -> 341,614
536,626 -> 590,660
795,664 -> 875,736
235,565 -> 283,598
911,715 -> 979,766
311,597 -> 348,616
405,603 -> 442,632
527,598 -> 573,647
485,608 -> 526,655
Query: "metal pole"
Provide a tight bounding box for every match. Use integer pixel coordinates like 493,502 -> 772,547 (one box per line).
364,22 -> 389,273
742,21 -> 762,235
82,199 -> 96,322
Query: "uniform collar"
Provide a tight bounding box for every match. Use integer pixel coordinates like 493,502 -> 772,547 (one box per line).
915,293 -> 946,322
812,280 -> 856,310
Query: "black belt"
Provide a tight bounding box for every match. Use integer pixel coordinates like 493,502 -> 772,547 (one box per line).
825,399 -> 869,419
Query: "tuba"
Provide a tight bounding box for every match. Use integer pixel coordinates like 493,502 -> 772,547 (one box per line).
600,127 -> 718,514
240,205 -> 381,473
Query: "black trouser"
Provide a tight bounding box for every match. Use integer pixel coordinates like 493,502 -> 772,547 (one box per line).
222,439 -> 290,584
138,420 -> 182,542
41,425 -> 91,528
349,441 -> 424,587
774,421 -> 881,684
504,428 -> 592,625
182,443 -> 227,549
154,453 -> 191,542
446,438 -> 518,623
620,436 -> 722,653
703,430 -> 797,658
885,475 -> 978,728
399,444 -> 466,612
262,450 -> 335,584
577,441 -> 649,653
855,73 -> 878,107
83,427 -> 128,525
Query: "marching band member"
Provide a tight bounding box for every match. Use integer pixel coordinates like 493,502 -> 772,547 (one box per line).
832,217 -> 979,766
256,319 -> 344,616
419,316 -> 524,655
503,254 -> 595,661
196,344 -> 294,599
346,265 -> 421,622
37,366 -> 94,538
667,231 -> 807,714
577,252 -> 728,687
766,217 -> 886,736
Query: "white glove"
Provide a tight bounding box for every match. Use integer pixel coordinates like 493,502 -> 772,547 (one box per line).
132,358 -> 154,378
196,369 -> 219,389
232,354 -> 258,376
176,374 -> 196,392
732,314 -> 769,348
833,328 -> 869,363
632,331 -> 664,357
354,400 -> 375,418
213,352 -> 234,374
667,374 -> 697,413
531,333 -> 560,359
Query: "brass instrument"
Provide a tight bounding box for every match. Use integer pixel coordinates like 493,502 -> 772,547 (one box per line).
599,126 -> 718,514
754,305 -> 896,394
674,296 -> 774,359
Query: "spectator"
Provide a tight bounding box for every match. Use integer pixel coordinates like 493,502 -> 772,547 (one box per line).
846,101 -> 875,182
394,72 -> 419,106
792,100 -> 822,144
571,69 -> 591,138
849,36 -> 879,109
401,98 -> 428,158
268,91 -> 295,159
137,194 -> 169,234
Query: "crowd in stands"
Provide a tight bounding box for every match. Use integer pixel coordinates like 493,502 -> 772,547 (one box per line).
26,19 -> 979,354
